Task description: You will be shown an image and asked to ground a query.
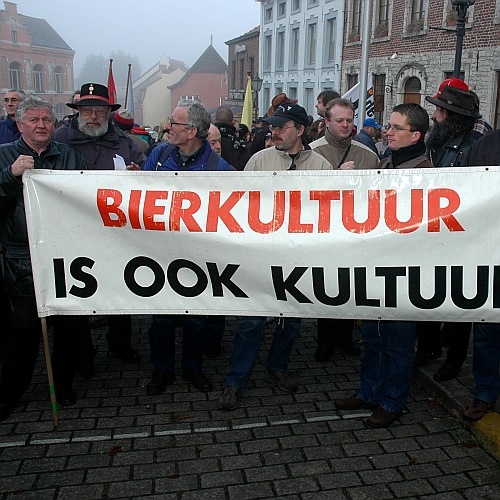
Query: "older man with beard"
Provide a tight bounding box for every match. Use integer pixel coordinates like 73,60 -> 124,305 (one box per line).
414,79 -> 479,384
53,83 -> 146,379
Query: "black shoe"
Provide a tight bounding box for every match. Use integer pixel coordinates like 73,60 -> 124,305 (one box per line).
0,402 -> 12,421
56,389 -> 76,407
108,345 -> 140,363
433,363 -> 460,382
205,340 -> 222,359
182,372 -> 213,392
338,342 -> 361,356
146,371 -> 175,395
315,346 -> 334,362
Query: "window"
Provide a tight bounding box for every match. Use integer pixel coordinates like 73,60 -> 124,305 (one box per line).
11,29 -> 17,43
306,22 -> 317,66
352,0 -> 362,34
54,66 -> 64,93
290,27 -> 300,67
444,70 -> 465,80
264,34 -> 272,71
9,62 -> 21,90
231,60 -> 236,89
379,0 -> 390,23
276,31 -> 285,70
55,103 -> 66,122
403,77 -> 422,105
181,95 -> 200,101
277,1 -> 286,18
308,0 -> 319,7
33,64 -> 44,92
324,17 -> 336,65
239,58 -> 245,90
265,5 -> 273,23
373,74 -> 386,124
411,0 -> 425,22
348,74 -> 359,90
304,88 -> 314,115
292,0 -> 301,13
288,87 -> 298,100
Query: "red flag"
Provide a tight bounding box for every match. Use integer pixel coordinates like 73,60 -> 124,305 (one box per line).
107,59 -> 117,104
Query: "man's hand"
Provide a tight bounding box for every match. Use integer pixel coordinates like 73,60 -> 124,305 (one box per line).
339,161 -> 355,170
126,162 -> 141,171
11,155 -> 35,177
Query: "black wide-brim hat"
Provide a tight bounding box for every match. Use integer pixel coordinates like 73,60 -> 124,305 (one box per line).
425,86 -> 480,118
67,83 -> 121,111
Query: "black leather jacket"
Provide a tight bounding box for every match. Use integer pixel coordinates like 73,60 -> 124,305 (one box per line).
0,138 -> 87,297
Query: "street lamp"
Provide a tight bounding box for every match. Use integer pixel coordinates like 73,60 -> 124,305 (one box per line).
451,0 -> 475,78
251,75 -> 263,122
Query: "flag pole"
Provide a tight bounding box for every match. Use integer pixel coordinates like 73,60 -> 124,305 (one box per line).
41,317 -> 59,427
125,64 -> 132,109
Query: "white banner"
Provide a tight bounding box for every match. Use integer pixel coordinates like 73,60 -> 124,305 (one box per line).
23,168 -> 500,322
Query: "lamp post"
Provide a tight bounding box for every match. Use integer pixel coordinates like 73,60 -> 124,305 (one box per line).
451,0 -> 475,78
251,75 -> 263,122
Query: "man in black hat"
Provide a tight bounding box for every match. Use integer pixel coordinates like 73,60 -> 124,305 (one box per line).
53,83 -> 146,376
218,103 -> 332,411
415,80 -> 479,383
425,80 -> 479,167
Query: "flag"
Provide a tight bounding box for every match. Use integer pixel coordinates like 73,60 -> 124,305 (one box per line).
107,59 -> 117,105
241,73 -> 253,130
126,65 -> 135,117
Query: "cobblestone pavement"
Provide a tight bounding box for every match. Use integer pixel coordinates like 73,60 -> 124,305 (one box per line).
1,316 -> 499,499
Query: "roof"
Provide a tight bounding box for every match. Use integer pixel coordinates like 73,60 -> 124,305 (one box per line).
21,14 -> 73,51
169,45 -> 227,90
225,26 -> 260,45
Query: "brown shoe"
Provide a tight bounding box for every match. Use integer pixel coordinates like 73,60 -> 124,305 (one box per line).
365,407 -> 402,428
335,394 -> 378,411
463,398 -> 496,422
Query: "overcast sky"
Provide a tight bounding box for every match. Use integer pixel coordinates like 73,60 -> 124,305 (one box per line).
24,0 -> 261,78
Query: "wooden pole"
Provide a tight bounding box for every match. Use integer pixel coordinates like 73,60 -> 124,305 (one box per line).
124,64 -> 132,109
41,317 -> 59,427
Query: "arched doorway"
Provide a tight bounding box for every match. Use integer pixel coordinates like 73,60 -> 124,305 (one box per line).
404,77 -> 421,104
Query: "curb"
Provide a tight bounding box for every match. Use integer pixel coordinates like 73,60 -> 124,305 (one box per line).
414,363 -> 500,461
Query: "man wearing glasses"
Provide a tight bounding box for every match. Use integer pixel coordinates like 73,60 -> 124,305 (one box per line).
53,83 -> 146,388
218,103 -> 332,411
142,99 -> 232,396
0,89 -> 25,144
335,103 -> 431,429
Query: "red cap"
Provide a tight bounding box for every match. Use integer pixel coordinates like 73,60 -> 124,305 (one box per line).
433,78 -> 468,98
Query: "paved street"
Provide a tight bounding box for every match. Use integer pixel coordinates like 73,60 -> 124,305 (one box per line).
1,316 -> 499,499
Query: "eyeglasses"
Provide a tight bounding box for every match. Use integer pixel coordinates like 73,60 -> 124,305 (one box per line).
269,124 -> 295,134
4,98 -> 20,103
169,118 -> 189,127
384,124 -> 413,132
79,107 -> 109,118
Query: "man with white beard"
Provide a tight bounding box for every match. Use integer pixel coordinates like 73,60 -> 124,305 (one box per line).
53,83 -> 146,380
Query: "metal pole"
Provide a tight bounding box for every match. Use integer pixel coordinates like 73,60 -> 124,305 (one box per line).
358,0 -> 373,126
41,317 -> 59,427
452,0 -> 475,78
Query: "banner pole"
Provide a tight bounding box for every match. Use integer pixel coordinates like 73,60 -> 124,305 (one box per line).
41,317 -> 59,427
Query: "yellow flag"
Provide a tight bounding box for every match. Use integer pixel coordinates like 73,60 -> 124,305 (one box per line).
241,74 -> 253,129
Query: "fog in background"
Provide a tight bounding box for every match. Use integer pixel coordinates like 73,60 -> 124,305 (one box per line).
23,0 -> 261,82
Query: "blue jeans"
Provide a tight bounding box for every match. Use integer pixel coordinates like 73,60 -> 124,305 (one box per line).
148,315 -> 206,374
472,323 -> 500,403
225,317 -> 301,390
358,320 -> 416,413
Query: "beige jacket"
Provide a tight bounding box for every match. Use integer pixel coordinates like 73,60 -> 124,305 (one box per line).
245,146 -> 333,171
309,128 -> 379,170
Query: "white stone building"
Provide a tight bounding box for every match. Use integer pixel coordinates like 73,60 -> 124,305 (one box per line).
256,0 -> 345,117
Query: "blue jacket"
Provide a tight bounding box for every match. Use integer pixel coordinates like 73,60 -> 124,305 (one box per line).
0,116 -> 20,145
354,129 -> 379,157
143,140 -> 233,171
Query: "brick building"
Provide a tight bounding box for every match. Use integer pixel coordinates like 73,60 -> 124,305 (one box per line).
223,26 -> 260,118
342,0 -> 500,127
0,1 -> 75,120
168,45 -> 228,112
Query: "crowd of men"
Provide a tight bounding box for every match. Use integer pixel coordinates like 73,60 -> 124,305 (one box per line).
0,79 -> 498,428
